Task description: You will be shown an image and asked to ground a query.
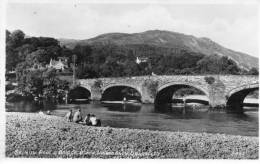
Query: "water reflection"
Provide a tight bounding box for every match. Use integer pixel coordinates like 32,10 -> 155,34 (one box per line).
102,103 -> 141,112
6,100 -> 259,136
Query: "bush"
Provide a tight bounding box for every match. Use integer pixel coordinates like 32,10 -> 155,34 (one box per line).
204,76 -> 215,84
247,67 -> 259,75
93,79 -> 102,89
6,93 -> 33,102
6,84 -> 16,91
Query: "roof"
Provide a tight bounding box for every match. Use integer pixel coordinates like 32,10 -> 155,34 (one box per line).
50,59 -> 68,66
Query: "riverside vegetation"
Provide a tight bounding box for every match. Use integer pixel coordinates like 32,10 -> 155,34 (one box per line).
6,112 -> 258,159
6,29 -> 258,79
6,29 -> 258,101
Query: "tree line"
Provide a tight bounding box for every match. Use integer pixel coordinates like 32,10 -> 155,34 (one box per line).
6,29 -> 258,100
6,30 -> 70,99
73,43 -> 259,78
6,29 -> 259,79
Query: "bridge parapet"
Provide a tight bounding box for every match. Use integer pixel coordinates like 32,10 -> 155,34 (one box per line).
78,75 -> 258,89
219,75 -> 259,94
76,75 -> 258,107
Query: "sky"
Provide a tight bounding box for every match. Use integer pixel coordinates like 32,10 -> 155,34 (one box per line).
5,1 -> 259,57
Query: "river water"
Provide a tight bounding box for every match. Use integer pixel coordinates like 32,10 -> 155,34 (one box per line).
6,100 -> 258,137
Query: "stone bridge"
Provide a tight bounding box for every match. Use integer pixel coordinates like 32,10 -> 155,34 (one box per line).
74,75 -> 258,110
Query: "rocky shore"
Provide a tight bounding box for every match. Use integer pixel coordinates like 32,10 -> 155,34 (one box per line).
6,112 -> 259,159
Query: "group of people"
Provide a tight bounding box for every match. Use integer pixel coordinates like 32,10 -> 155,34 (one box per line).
65,107 -> 101,126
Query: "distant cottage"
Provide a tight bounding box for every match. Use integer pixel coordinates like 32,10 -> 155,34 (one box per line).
32,63 -> 45,70
136,57 -> 148,64
48,57 -> 68,71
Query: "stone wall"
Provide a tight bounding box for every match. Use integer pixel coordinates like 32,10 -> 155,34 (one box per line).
77,75 -> 258,106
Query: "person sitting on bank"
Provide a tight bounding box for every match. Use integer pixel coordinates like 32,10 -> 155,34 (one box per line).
46,110 -> 51,115
90,114 -> 101,127
65,109 -> 73,122
83,114 -> 92,125
73,107 -> 83,123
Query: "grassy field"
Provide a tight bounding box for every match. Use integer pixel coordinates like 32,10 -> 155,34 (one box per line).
6,112 -> 259,159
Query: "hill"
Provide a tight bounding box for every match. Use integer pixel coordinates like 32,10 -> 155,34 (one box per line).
59,30 -> 258,70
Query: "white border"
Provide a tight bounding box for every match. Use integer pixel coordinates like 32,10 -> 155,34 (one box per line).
0,0 -> 259,163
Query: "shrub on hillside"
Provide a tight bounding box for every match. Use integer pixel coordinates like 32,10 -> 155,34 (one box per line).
204,76 -> 215,85
92,79 -> 102,89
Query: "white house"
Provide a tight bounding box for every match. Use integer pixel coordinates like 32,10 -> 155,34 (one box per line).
48,57 -> 68,71
136,57 -> 148,64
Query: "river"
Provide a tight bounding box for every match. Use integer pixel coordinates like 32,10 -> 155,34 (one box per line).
6,99 -> 258,137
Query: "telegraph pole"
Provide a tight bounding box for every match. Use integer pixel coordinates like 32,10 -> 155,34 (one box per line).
217,56 -> 222,80
72,54 -> 77,87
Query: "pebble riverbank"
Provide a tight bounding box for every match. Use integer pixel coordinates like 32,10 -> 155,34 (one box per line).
6,112 -> 259,159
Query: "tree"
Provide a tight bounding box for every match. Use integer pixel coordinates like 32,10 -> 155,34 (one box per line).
26,70 -> 44,96
248,67 -> 259,75
196,54 -> 221,74
16,65 -> 69,99
9,30 -> 25,47
196,55 -> 241,75
204,76 -> 215,84
6,30 -> 25,71
6,30 -> 11,42
25,49 -> 47,65
73,45 -> 92,65
16,62 -> 32,93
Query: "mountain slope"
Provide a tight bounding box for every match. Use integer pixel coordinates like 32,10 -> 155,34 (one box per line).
59,30 -> 258,70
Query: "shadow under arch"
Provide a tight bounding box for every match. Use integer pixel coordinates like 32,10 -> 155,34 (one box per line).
155,82 -> 209,105
101,85 -> 142,102
68,86 -> 91,102
226,83 -> 259,112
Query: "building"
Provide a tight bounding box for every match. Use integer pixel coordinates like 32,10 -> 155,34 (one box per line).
32,63 -> 45,70
136,57 -> 148,64
48,57 -> 68,71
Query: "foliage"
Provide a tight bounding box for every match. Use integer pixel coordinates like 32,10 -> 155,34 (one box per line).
196,54 -> 241,74
71,43 -> 255,77
16,67 -> 69,99
6,30 -> 25,71
92,79 -> 103,89
6,84 -> 16,91
6,29 -> 67,72
6,29 -> 259,79
247,67 -> 259,75
204,76 -> 215,85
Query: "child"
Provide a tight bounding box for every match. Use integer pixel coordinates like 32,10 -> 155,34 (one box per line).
90,114 -> 101,127
73,107 -> 82,123
65,109 -> 73,122
83,114 -> 92,125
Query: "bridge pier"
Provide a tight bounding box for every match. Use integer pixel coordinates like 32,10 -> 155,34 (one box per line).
207,79 -> 226,108
141,80 -> 158,103
90,86 -> 102,101
141,86 -> 154,103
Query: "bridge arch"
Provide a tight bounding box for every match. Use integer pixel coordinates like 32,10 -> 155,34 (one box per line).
101,84 -> 142,102
155,82 -> 209,105
226,83 -> 258,111
68,86 -> 91,101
